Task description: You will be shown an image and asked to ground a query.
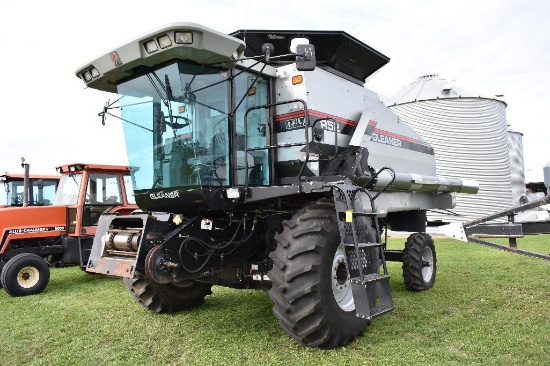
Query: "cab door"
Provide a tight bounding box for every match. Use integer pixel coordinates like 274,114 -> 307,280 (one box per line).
80,172 -> 125,235
234,72 -> 270,186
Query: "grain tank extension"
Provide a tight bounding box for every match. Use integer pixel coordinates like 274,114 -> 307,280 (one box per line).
77,23 -> 478,348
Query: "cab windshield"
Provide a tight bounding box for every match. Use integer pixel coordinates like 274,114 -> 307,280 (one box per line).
54,174 -> 83,205
117,60 -> 269,192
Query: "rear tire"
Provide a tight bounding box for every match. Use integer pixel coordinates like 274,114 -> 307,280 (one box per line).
123,277 -> 212,313
0,261 -> 5,288
268,200 -> 371,348
402,233 -> 436,291
1,253 -> 50,297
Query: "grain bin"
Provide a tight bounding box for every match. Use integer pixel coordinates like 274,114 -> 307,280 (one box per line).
385,74 -> 512,222
508,127 -> 526,205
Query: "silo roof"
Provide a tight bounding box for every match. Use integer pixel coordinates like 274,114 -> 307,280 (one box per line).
385,74 -> 506,106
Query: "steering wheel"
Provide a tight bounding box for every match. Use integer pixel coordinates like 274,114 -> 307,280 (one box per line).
165,116 -> 192,129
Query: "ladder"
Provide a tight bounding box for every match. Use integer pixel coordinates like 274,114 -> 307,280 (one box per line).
333,183 -> 394,323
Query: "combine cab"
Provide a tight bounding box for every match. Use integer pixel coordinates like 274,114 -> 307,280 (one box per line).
77,24 -> 478,348
0,163 -> 136,296
0,173 -> 59,208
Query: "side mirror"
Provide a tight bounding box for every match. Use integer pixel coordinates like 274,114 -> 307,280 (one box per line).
295,44 -> 316,71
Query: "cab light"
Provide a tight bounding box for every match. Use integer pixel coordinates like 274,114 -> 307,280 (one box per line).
90,67 -> 100,78
144,39 -> 158,53
83,70 -> 92,82
292,75 -> 303,85
174,31 -> 193,44
157,34 -> 172,49
226,188 -> 240,199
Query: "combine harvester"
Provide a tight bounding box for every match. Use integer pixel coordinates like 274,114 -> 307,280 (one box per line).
0,163 -> 136,296
77,23 -> 479,348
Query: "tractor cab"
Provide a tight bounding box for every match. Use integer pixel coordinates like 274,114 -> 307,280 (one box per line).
0,173 -> 60,207
54,163 -> 136,235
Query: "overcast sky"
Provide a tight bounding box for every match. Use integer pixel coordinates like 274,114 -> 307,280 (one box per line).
1,0 -> 549,182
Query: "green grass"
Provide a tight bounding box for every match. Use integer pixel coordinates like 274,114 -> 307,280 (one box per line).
1,236 -> 548,365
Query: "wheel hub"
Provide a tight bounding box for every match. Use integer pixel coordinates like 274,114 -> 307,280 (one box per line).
145,245 -> 175,284
17,266 -> 40,289
421,246 -> 434,282
332,245 -> 354,312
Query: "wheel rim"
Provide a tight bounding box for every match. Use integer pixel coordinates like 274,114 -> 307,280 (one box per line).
332,245 -> 354,311
421,246 -> 434,282
17,266 -> 40,288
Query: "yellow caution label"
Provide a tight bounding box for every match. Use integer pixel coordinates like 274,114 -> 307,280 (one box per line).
346,210 -> 353,222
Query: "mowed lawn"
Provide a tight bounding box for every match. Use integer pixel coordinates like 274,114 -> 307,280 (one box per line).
0,235 -> 548,365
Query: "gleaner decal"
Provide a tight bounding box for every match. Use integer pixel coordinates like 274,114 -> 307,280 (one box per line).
150,190 -> 180,200
365,121 -> 434,155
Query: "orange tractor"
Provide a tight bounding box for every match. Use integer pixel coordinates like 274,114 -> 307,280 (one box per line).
0,173 -> 60,208
0,163 -> 137,296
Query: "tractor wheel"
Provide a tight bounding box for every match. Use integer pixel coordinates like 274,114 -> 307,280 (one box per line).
123,277 -> 212,313
0,261 -> 5,288
268,200 -> 371,348
1,253 -> 50,297
402,233 -> 436,291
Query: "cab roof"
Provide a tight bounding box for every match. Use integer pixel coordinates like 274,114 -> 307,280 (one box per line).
55,163 -> 131,174
0,174 -> 60,181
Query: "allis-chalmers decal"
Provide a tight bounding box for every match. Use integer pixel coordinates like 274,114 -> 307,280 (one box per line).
8,226 -> 65,235
150,190 -> 180,200
1,226 -> 66,249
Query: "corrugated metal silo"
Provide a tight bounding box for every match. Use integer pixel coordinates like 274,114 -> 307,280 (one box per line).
508,127 -> 526,205
544,162 -> 550,190
385,74 -> 513,222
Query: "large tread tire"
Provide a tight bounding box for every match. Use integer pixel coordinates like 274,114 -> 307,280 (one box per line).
1,253 -> 50,297
402,233 -> 436,291
268,200 -> 369,348
0,261 -> 5,288
123,277 -> 212,313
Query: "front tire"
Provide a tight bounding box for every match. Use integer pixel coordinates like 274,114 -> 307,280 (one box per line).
1,253 -> 50,297
123,277 -> 212,313
402,233 -> 436,291
268,200 -> 372,348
